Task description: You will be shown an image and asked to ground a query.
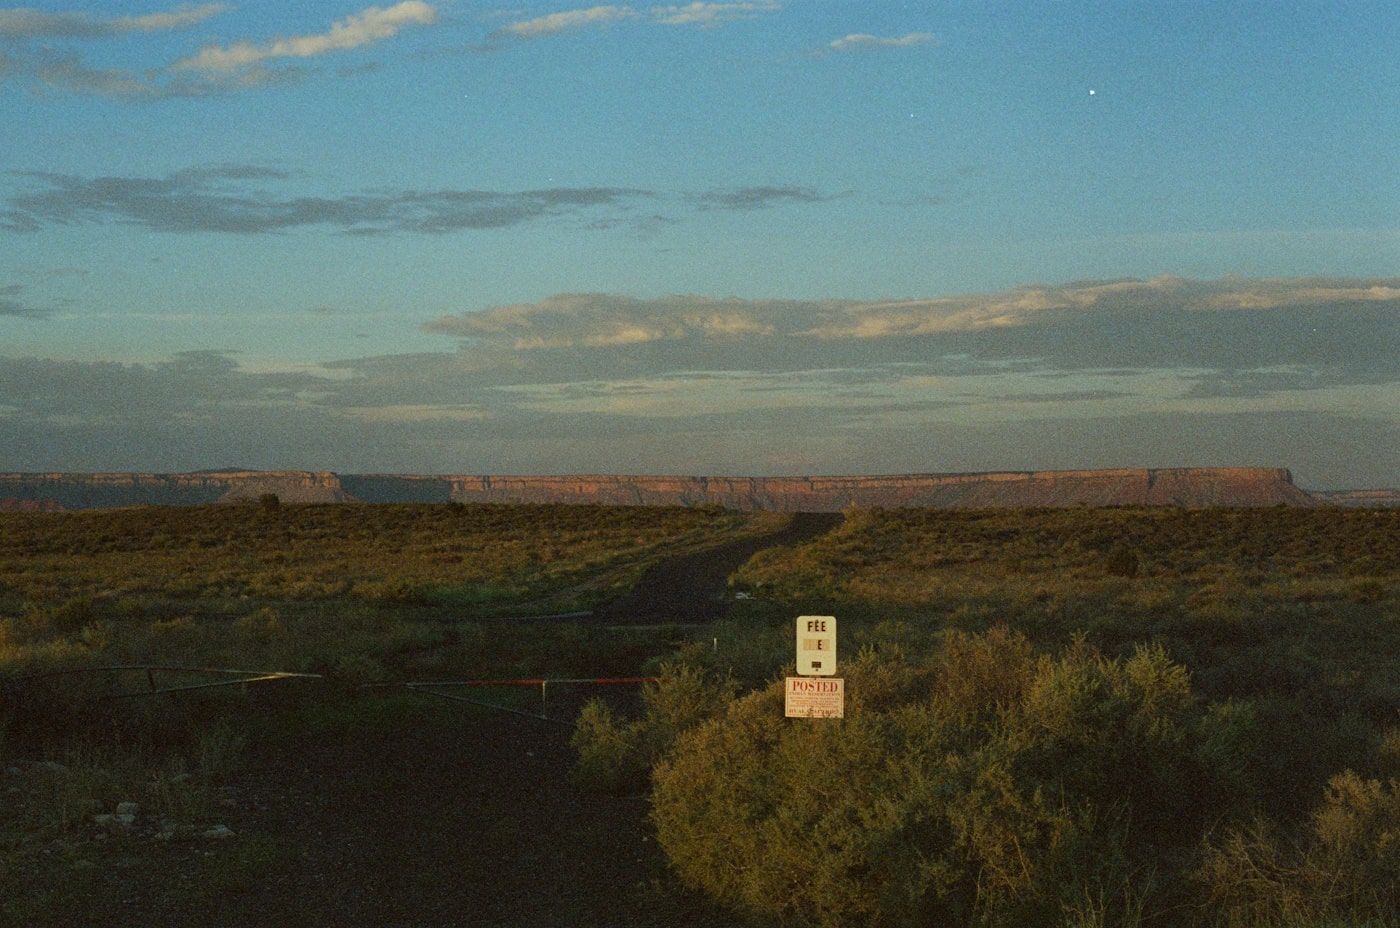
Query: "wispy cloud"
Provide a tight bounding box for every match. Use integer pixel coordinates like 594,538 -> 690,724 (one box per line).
419,278 -> 1400,382
1,3 -> 434,98
2,166 -> 654,235
829,32 -> 935,52
26,51 -> 304,98
650,2 -> 779,26
0,4 -> 226,39
0,283 -> 46,318
491,1 -> 777,42
3,278 -> 1398,481
497,5 -> 636,39
173,1 -> 437,72
693,185 -> 836,211
3,166 -> 843,233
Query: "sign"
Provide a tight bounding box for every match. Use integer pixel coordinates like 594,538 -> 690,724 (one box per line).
796,615 -> 836,676
785,677 -> 845,718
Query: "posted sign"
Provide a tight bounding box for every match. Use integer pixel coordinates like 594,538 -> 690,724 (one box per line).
785,677 -> 845,719
796,615 -> 836,676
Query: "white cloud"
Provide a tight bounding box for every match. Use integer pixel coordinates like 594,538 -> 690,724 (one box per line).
494,2 -> 777,40
174,1 -> 437,72
0,4 -> 226,38
499,5 -> 636,39
829,32 -> 935,51
423,277 -> 1400,353
120,4 -> 228,32
650,2 -> 779,26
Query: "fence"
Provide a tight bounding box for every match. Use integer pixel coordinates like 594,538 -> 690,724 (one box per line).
3,664 -> 657,724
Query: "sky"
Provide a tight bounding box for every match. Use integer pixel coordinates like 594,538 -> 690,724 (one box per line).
1,1 -> 1397,488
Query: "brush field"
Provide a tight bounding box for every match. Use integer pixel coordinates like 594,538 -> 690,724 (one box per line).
2,503 -> 1398,927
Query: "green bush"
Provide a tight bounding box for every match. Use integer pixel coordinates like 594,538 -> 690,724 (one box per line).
1199,773 -> 1400,926
570,662 -> 737,794
1106,544 -> 1141,578
570,700 -> 648,793
650,630 -> 1262,928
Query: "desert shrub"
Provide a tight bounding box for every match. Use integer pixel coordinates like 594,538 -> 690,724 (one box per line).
933,625 -> 1035,722
329,653 -> 385,686
570,662 -> 737,794
234,606 -> 285,644
1199,772 -> 1400,926
258,492 -> 280,511
353,578 -> 430,605
650,631 -> 1258,928
570,700 -> 648,793
21,597 -> 103,637
1105,544 -> 1142,578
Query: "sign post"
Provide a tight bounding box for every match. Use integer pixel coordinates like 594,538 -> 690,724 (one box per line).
795,615 -> 836,676
786,615 -> 843,719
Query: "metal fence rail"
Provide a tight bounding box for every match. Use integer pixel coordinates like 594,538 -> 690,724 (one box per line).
363,676 -> 658,722
3,665 -> 656,722
5,664 -> 324,698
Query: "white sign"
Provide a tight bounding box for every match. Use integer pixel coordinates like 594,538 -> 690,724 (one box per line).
785,677 -> 845,718
796,615 -> 836,676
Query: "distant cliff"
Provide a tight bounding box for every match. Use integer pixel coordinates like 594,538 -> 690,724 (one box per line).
1310,488 -> 1400,508
0,471 -> 351,509
0,467 -> 1320,511
0,497 -> 66,512
440,468 -> 1318,509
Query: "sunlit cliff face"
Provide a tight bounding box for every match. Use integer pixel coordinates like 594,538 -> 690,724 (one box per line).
0,467 -> 1317,511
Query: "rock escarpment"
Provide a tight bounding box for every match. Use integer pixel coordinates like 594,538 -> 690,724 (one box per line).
0,471 -> 350,509
0,498 -> 66,512
0,467 -> 1318,511
443,468 -> 1316,509
1311,488 -> 1400,508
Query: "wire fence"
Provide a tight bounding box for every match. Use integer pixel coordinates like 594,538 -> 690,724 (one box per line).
3,664 -> 657,724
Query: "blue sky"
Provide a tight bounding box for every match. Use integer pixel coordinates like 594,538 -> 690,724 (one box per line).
1,2 -> 1397,486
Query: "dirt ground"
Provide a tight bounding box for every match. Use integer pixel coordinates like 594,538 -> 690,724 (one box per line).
595,511 -> 842,625
9,513 -> 844,927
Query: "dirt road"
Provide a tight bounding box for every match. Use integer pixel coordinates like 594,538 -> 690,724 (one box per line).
594,511 -> 842,625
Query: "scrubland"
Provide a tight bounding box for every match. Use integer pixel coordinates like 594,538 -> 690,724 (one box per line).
0,501 -> 773,925
3,503 -> 1398,926
577,507 -> 1400,928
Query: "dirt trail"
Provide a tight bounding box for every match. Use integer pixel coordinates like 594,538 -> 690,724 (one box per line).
593,511 -> 842,625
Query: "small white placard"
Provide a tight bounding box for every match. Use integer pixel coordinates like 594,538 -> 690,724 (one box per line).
796,615 -> 836,676
785,677 -> 845,719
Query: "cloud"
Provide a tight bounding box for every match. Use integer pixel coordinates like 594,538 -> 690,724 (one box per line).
693,185 -> 836,211
173,1 -> 437,72
2,5 -> 416,97
829,32 -> 935,51
2,349 -> 1396,485
496,5 -> 636,39
0,282 -> 45,318
650,2 -> 779,26
0,4 -> 226,39
425,293 -> 791,348
2,277 -> 1398,482
490,1 -> 776,43
2,166 -> 654,234
26,52 -> 306,98
418,278 -> 1400,391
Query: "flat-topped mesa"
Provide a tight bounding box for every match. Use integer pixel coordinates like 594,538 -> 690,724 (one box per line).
1311,488 -> 1400,508
0,471 -> 350,508
442,467 -> 1315,510
0,497 -> 66,512
0,466 -> 1317,511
